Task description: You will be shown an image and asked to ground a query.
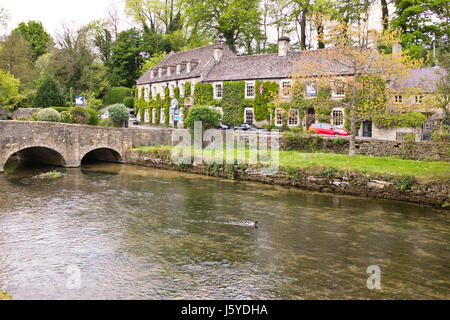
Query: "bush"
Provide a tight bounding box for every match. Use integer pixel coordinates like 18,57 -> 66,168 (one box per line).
104,87 -> 132,106
33,74 -> 67,108
36,108 -> 61,122
108,103 -> 130,126
184,105 -> 221,130
373,112 -> 426,128
69,106 -> 90,124
85,108 -> 99,125
123,96 -> 134,109
60,111 -> 73,123
51,107 -> 69,113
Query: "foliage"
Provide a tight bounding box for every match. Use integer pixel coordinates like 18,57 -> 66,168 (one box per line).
69,106 -> 90,124
81,91 -> 104,110
85,108 -> 99,125
184,105 -> 221,130
37,108 -> 61,122
139,52 -> 167,76
104,86 -> 132,105
373,112 -> 426,128
194,83 -> 214,105
184,81 -> 192,97
123,96 -> 135,109
60,110 -> 73,123
13,20 -> 52,60
0,69 -> 23,112
254,80 -> 279,121
108,103 -> 130,125
32,74 -> 66,108
220,81 -> 245,126
163,87 -> 170,125
395,175 -> 414,192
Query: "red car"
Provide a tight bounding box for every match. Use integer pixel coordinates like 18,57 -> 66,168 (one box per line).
308,123 -> 351,136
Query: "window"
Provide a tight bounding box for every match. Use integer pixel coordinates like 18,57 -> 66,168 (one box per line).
180,83 -> 185,97
415,95 -> 423,104
333,80 -> 345,97
281,81 -> 292,97
214,83 -> 223,99
332,110 -> 344,127
305,81 -> 317,97
161,109 -> 165,124
288,109 -> 299,126
395,95 -> 403,104
245,108 -> 254,124
186,63 -> 191,73
245,81 -> 255,98
170,85 -> 175,97
275,108 -> 283,126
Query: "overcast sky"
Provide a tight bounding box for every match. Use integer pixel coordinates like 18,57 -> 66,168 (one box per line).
0,0 -> 131,37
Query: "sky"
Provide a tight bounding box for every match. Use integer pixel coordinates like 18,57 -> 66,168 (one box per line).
0,0 -> 132,37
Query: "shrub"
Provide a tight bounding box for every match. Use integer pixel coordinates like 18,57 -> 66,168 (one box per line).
69,106 -> 90,124
373,112 -> 426,128
36,108 -> 61,122
60,111 -> 73,123
85,108 -> 99,125
33,74 -> 67,108
104,87 -> 132,106
184,105 -> 221,130
108,103 -> 130,126
51,107 -> 69,113
123,96 -> 134,109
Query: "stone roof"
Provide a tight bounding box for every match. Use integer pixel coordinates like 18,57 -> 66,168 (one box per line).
203,48 -> 355,82
391,67 -> 445,92
137,42 -> 235,85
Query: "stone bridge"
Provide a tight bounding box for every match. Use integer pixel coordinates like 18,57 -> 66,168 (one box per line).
0,121 -> 172,172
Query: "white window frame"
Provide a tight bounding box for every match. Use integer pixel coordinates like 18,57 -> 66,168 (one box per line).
332,80 -> 345,98
180,82 -> 185,97
214,82 -> 223,100
245,81 -> 256,99
415,95 -> 423,104
170,84 -> 175,97
288,109 -> 299,127
167,67 -> 171,76
275,108 -> 283,127
281,80 -> 292,98
186,63 -> 191,73
244,107 -> 254,124
332,108 -> 345,128
161,108 -> 165,124
394,95 -> 403,104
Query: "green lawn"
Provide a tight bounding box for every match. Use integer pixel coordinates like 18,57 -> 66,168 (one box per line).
134,145 -> 450,182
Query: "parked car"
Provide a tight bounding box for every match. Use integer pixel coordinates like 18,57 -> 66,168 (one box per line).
217,122 -> 234,130
234,123 -> 263,132
129,114 -> 139,125
308,123 -> 350,136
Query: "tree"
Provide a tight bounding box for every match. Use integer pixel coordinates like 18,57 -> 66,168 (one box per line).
0,69 -> 23,112
33,74 -> 67,107
108,28 -> 144,87
292,25 -> 425,156
108,103 -> 130,126
0,32 -> 37,87
391,0 -> 450,60
13,21 -> 52,60
0,8 -> 9,31
184,105 -> 221,130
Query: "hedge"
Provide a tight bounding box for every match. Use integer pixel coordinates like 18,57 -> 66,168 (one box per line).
373,112 -> 426,128
51,106 -> 98,125
104,87 -> 132,106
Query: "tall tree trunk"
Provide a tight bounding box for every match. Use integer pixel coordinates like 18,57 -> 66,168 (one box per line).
349,114 -> 357,157
381,0 -> 389,31
300,9 -> 307,50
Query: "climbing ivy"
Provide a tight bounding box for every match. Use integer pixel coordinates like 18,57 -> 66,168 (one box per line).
194,83 -> 214,105
164,87 -> 170,125
373,112 -> 426,128
220,81 -> 246,126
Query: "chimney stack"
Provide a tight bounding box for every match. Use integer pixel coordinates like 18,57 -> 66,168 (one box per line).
278,36 -> 291,57
214,43 -> 224,62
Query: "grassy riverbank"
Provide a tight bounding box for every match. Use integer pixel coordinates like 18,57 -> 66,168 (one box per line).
0,289 -> 13,300
134,145 -> 450,182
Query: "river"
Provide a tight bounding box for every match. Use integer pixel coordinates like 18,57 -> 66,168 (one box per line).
0,160 -> 448,300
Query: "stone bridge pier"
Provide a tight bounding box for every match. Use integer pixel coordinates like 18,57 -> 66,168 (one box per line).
0,121 -> 134,172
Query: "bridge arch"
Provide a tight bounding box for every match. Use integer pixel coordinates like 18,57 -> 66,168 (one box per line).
80,147 -> 123,165
3,146 -> 67,169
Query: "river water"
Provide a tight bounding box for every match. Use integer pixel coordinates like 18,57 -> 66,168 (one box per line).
0,161 -> 448,300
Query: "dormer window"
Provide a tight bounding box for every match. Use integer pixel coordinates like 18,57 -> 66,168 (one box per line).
167,67 -> 171,76
245,81 -> 255,99
151,70 -> 154,79
186,63 -> 191,73
159,68 -> 162,77
176,64 -> 181,75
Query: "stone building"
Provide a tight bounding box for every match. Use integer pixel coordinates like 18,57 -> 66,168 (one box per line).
137,38 -> 444,141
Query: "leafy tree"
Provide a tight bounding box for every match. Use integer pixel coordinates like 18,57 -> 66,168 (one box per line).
36,108 -> 61,122
0,69 -> 23,112
184,105 -> 221,130
33,74 -> 67,107
13,21 -> 52,60
108,28 -> 144,87
108,103 -> 130,126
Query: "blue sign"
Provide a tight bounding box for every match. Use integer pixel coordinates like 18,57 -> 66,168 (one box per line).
75,95 -> 85,106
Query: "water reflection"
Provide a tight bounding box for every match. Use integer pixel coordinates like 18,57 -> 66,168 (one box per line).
0,161 -> 448,299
